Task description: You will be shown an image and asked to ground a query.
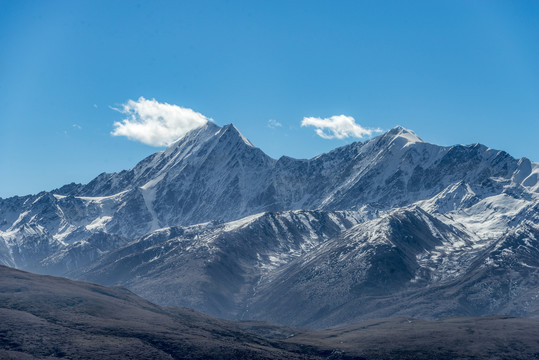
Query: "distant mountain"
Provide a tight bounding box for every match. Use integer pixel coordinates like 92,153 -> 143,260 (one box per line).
0,122 -> 538,327
2,266 -> 539,360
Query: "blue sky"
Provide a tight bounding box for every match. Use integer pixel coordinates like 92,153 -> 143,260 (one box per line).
1,0 -> 538,198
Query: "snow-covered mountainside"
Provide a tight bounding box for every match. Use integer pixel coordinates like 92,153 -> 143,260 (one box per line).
0,122 -> 538,327
70,210 -> 367,319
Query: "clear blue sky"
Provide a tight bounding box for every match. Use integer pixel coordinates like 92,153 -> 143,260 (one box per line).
1,0 -> 538,198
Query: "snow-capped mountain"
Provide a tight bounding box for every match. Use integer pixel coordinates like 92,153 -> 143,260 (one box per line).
0,122 -> 537,327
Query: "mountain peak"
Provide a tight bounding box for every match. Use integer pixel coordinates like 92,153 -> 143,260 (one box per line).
166,121 -> 221,149
219,123 -> 255,147
387,125 -> 418,136
379,125 -> 424,148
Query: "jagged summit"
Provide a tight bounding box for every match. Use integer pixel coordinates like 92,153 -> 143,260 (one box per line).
220,123 -> 255,147
389,125 -> 422,139
166,122 -> 255,151
388,124 -> 414,133
374,125 -> 424,149
67,122 -> 271,199
165,121 -> 220,149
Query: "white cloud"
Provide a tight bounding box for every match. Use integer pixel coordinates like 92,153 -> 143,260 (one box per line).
72,124 -> 82,129
301,115 -> 382,139
111,97 -> 211,146
267,119 -> 282,128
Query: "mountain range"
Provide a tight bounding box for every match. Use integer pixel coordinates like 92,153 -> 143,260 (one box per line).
1,122 -> 538,328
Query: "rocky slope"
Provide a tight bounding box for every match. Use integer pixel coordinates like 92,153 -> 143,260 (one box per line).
70,210 -> 366,319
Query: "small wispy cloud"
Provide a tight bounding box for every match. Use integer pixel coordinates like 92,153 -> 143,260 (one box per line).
111,97 -> 211,146
301,115 -> 382,140
72,124 -> 82,130
267,119 -> 282,128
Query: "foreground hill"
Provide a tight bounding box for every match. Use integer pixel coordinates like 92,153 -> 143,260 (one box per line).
0,265 -> 317,359
285,316 -> 539,360
2,266 -> 539,360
